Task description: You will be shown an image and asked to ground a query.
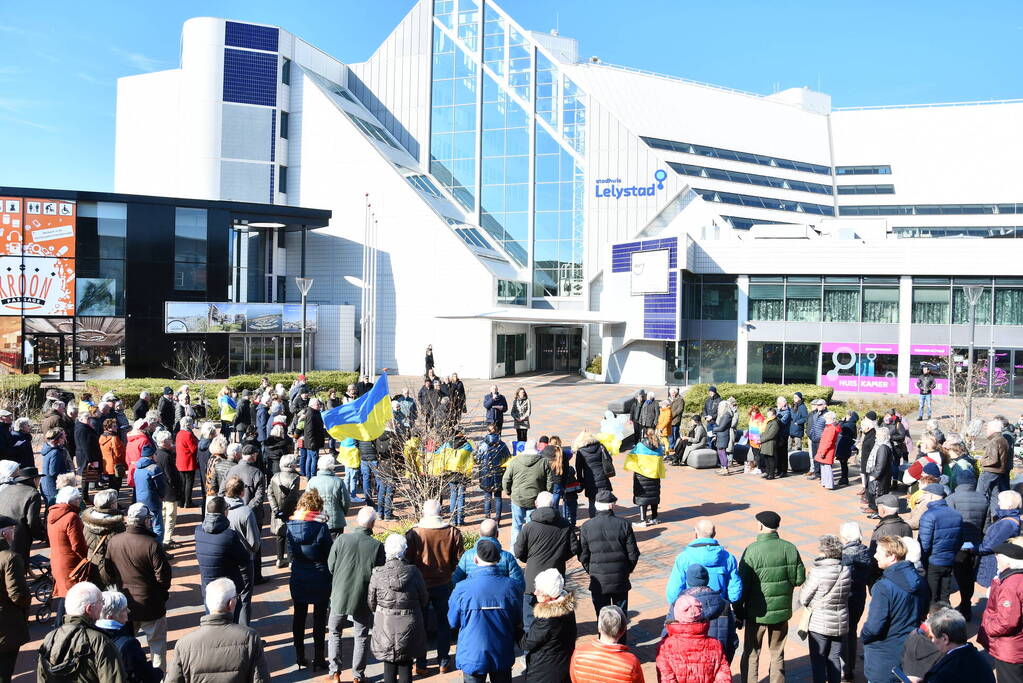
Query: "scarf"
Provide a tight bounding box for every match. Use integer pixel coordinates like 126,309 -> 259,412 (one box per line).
291,509 -> 327,523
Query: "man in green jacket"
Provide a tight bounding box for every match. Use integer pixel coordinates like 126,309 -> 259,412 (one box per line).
736,510 -> 805,683
502,441 -> 553,546
326,507 -> 385,683
38,581 -> 127,682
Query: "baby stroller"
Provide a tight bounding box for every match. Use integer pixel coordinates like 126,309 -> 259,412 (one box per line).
27,554 -> 54,623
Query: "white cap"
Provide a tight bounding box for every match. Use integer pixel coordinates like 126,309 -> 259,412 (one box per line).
517,440 -> 538,456
102,392 -> 117,402
127,502 -> 152,523
534,568 -> 566,598
0,410 -> 12,417
0,460 -> 18,481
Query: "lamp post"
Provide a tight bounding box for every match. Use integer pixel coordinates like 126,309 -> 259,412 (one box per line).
295,277 -> 314,374
963,284 -> 984,422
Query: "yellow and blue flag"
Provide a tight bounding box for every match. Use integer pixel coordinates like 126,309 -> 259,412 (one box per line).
323,374 -> 394,441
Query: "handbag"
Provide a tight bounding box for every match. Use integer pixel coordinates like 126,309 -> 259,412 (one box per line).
601,446 -> 616,479
82,462 -> 101,483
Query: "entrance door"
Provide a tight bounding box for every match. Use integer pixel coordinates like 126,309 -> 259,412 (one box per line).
536,329 -> 582,372
505,335 -> 517,377
27,334 -> 66,381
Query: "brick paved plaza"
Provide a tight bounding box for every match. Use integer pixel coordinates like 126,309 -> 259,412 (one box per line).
13,373 -> 1023,681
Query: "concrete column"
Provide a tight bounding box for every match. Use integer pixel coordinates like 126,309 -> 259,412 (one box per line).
897,276 -> 913,393
736,275 -> 750,384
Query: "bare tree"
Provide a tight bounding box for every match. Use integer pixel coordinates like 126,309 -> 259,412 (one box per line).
163,341 -> 226,384
941,353 -> 1008,436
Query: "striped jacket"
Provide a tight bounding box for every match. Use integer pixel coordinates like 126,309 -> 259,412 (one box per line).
570,638 -> 644,683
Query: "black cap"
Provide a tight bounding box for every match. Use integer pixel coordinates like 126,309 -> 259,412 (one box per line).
16,466 -> 39,481
595,490 -> 617,504
476,539 -> 501,564
756,510 -> 781,529
994,542 -> 1023,560
708,385 -> 718,393
163,386 -> 173,395
241,444 -> 259,456
865,411 -> 878,421
0,515 -> 16,529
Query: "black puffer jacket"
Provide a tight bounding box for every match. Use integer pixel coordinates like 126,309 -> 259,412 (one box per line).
573,433 -> 611,499
946,472 -> 989,545
520,593 -> 577,683
513,507 -> 580,594
578,510 -> 640,593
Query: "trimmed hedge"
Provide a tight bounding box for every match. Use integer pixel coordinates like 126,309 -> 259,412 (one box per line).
227,371 -> 359,393
682,383 -> 834,429
85,371 -> 360,403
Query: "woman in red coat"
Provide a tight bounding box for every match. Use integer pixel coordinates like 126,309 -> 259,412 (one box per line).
656,594 -> 732,683
46,486 -> 89,625
814,412 -> 841,491
175,415 -> 199,509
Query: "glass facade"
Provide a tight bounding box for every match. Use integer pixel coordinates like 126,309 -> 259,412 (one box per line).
431,0 -> 585,297
665,340 -> 737,385
748,342 -> 820,384
749,276 -> 900,323
681,275 -> 737,320
175,208 -> 208,291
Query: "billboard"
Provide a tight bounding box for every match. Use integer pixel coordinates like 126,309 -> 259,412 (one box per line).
1,197 -> 76,258
0,255 -> 75,315
166,302 -> 317,333
0,197 -> 76,316
630,249 -> 670,294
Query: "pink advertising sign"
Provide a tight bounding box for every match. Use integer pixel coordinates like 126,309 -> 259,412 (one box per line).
910,345 -> 950,355
821,342 -> 898,354
819,374 -> 899,393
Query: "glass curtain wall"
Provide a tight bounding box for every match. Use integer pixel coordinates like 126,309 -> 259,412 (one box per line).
945,278 -> 1023,326
665,340 -> 737,384
823,278 -> 859,322
681,275 -> 738,320
912,278 -> 951,324
750,276 -> 899,323
748,341 -> 820,384
430,15 -> 477,211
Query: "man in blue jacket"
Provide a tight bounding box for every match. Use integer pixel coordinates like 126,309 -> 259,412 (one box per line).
665,519 -> 742,607
806,399 -> 827,479
774,397 -> 792,477
862,536 -> 930,683
448,540 -> 522,682
788,392 -> 809,453
483,386 -> 508,433
452,519 -> 525,594
133,453 -> 166,544
918,483 -> 964,608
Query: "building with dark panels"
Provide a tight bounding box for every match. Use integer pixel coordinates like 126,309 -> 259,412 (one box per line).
0,187 -> 335,380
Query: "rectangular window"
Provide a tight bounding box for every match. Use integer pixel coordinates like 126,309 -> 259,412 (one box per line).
995,288 -> 1023,325
515,334 -> 526,361
496,334 -> 505,363
175,208 -> 207,291
836,184 -> 895,195
862,285 -> 899,323
785,284 -> 822,322
701,283 -> 738,320
748,284 -> 784,321
835,165 -> 891,175
278,165 -> 288,193
700,340 -> 737,383
952,286 -> 992,325
823,284 -> 860,322
280,111 -> 289,139
497,280 -> 527,305
281,57 -> 291,85
912,286 -> 951,324
78,202 -> 127,259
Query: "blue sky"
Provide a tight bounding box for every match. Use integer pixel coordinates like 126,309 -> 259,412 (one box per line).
2,1 -> 1020,192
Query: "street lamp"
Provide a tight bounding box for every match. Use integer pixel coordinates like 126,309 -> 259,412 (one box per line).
295,277 -> 314,374
963,284 -> 984,422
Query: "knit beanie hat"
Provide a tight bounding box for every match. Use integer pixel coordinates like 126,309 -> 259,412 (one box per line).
686,564 -> 709,587
534,568 -> 566,599
673,594 -> 703,623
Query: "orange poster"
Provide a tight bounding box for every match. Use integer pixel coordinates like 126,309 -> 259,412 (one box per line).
0,255 -> 75,316
23,198 -> 75,258
0,198 -> 23,256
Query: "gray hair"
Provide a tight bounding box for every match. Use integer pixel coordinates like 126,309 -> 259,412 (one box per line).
998,490 -> 1022,511
205,577 -> 237,614
153,429 -> 173,447
594,501 -> 613,512
139,391 -> 149,399
226,443 -> 241,460
65,582 -> 102,617
13,417 -> 29,431
270,424 -> 285,438
384,534 -> 407,560
927,607 -> 967,644
56,487 -> 81,506
179,416 -> 194,430
598,605 -> 627,640
356,506 -> 377,528
209,435 -> 228,455
132,418 -> 148,431
280,454 -> 298,470
839,522 -> 862,544
199,421 -> 218,439
823,411 -> 837,425
99,589 -> 128,620
316,454 -> 335,472
309,397 -> 321,409
92,488 -> 119,511
535,491 -> 554,508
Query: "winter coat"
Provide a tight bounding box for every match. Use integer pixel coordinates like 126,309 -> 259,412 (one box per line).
982,435 -> 1011,474
841,540 -> 873,612
303,407 -> 326,451
233,397 -> 251,430
666,538 -> 743,607
175,429 -> 198,472
478,434 -> 509,492
0,480 -> 44,563
268,470 -> 301,534
105,526 -> 172,623
153,447 -> 181,502
980,568 -> 1023,664
0,542 -> 29,652
255,404 -> 269,443
578,510 -> 640,594
165,612 -> 270,683
37,615 -> 127,683
133,456 -> 165,511
511,397 -> 531,429
502,451 -> 553,509
868,514 -> 913,557
736,531 -> 806,625
683,585 -> 736,657
224,497 -> 260,557
327,525 -> 385,622
285,515 -> 333,605
688,424 -> 709,451
814,423 -> 840,465
836,412 -> 858,460
210,456 -> 235,497
807,410 -> 827,443
946,476 -> 989,545
861,560 -> 929,683
405,520 -> 463,588
453,537 -> 525,593
483,392 -> 508,424
81,507 -> 125,586
570,639 -> 644,683
789,401 -> 809,438
775,406 -> 792,439
799,557 -> 852,637
924,645 -> 996,683
223,462 -> 266,517
47,503 -> 89,599
514,507 -> 580,594
520,593 -> 576,683
41,443 -> 71,503
638,399 -> 659,429
703,394 -> 721,421
98,432 -> 126,476
368,557 -> 429,663
919,499 -> 963,568
96,620 -> 162,683
713,403 -> 733,446
448,565 -> 522,676
264,434 -> 292,465
758,418 -> 779,457
124,431 -> 154,488
656,621 -> 732,683
631,440 -> 663,506
74,420 -> 101,471
194,513 -> 250,593
669,396 -> 686,427
573,434 -> 611,499
979,509 -> 1023,587
306,471 -> 350,532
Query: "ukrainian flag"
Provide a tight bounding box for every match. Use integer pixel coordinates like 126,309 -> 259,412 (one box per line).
323,374 -> 394,441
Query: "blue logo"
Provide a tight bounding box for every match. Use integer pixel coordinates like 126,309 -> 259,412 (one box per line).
595,170 -> 668,199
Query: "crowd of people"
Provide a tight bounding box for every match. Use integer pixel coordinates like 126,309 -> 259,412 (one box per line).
0,363 -> 1019,682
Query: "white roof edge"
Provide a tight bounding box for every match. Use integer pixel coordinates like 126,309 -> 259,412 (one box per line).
436,309 -> 624,324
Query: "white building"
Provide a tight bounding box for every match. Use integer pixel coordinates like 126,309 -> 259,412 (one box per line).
115,1 -> 1023,395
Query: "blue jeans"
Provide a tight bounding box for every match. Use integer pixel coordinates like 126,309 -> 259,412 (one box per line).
918,394 -> 932,419
361,460 -> 376,502
510,505 -> 533,547
418,583 -> 453,668
300,448 -> 318,478
344,467 -> 359,498
152,506 -> 165,544
562,494 -> 578,526
483,489 -> 503,522
449,483 -> 466,525
378,482 -> 394,518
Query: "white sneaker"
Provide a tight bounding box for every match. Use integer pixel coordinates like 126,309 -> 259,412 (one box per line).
632,521 -> 647,527
751,468 -> 762,475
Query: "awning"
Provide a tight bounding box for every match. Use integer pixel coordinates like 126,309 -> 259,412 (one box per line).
436,308 -> 624,325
